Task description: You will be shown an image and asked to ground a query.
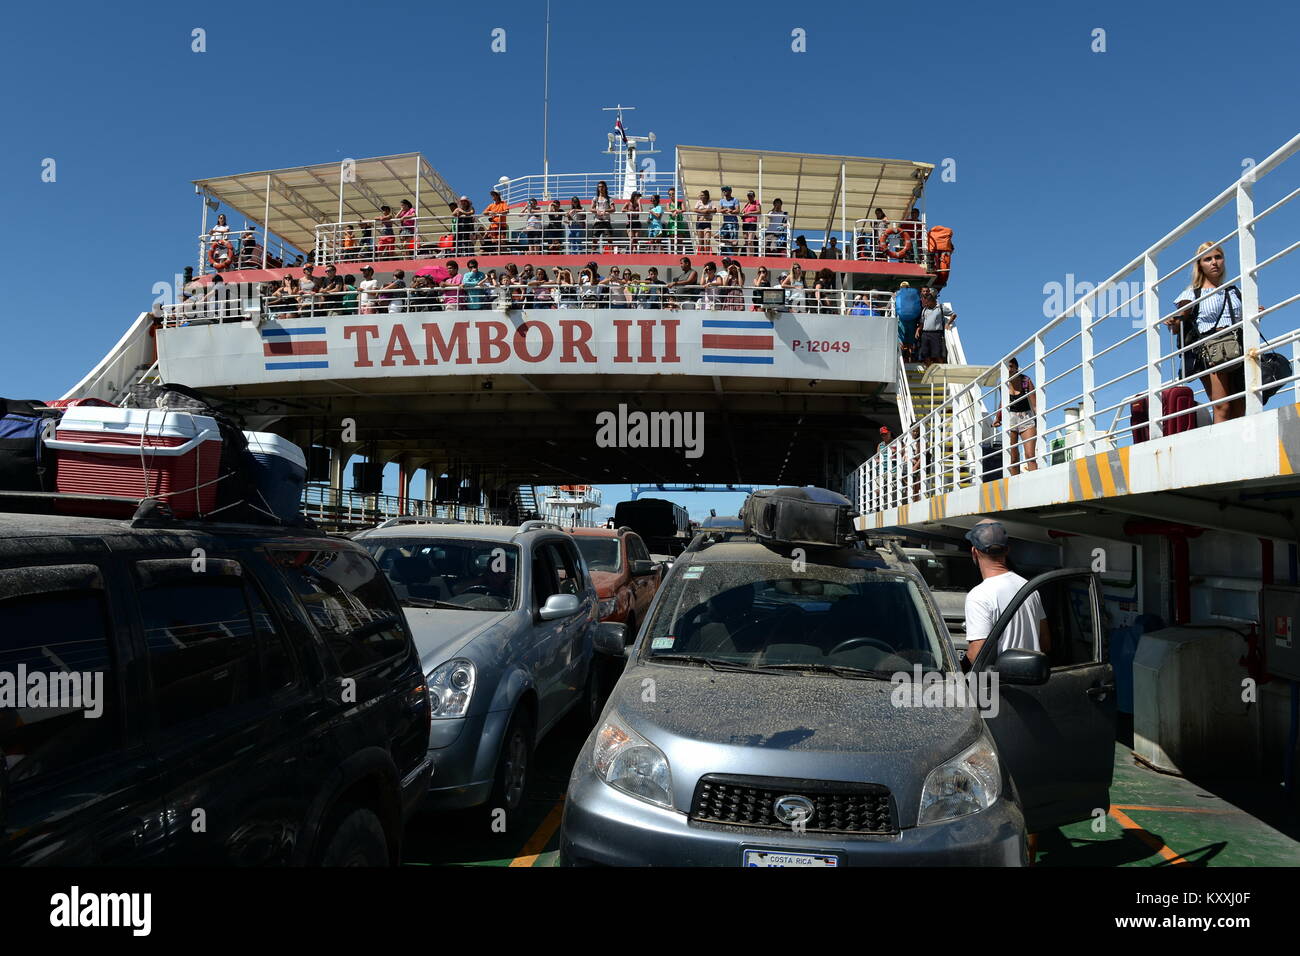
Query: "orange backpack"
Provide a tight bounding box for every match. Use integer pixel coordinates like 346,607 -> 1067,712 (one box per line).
926,225 -> 954,253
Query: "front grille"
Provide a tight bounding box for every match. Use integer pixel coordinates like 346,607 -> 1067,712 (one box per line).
690,774 -> 897,835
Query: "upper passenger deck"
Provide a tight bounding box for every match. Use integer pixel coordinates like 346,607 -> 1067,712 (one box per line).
855,133 -> 1300,543
147,141 -> 944,397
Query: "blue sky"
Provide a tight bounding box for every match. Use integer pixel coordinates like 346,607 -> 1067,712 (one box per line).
2,0 -> 1297,519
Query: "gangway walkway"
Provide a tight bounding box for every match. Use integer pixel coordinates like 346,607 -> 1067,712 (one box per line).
857,132 -> 1300,542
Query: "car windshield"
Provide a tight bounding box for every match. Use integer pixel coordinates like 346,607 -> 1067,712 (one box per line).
643,559 -> 950,675
909,553 -> 982,592
575,537 -> 621,573
360,537 -> 518,611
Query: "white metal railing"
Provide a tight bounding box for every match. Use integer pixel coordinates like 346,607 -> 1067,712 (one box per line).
495,172 -> 680,207
307,208 -> 919,266
200,232 -> 301,274
299,485 -> 496,528
160,281 -> 897,325
857,132 -> 1300,515
853,217 -> 930,265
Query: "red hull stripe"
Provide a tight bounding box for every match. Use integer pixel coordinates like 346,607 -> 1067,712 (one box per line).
701,334 -> 774,350
263,340 -> 328,357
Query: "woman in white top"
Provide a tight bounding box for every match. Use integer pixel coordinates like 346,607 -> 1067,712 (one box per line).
781,263 -> 807,312
210,214 -> 230,243
1167,242 -> 1245,423
700,262 -> 722,310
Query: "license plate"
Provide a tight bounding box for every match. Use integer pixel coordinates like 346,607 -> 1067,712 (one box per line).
742,849 -> 839,867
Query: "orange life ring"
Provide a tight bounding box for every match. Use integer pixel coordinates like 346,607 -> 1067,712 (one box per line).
208,239 -> 235,270
878,227 -> 911,259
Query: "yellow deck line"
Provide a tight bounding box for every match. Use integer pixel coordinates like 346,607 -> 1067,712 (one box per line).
1096,452 -> 1118,497
509,801 -> 565,867
1108,806 -> 1190,865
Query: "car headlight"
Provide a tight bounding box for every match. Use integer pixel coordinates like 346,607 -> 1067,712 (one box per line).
592,714 -> 673,809
426,659 -> 476,719
598,597 -> 617,618
917,737 -> 1001,825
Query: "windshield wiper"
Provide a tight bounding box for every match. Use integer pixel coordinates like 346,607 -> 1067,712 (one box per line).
403,598 -> 485,610
754,662 -> 895,680
651,654 -> 777,674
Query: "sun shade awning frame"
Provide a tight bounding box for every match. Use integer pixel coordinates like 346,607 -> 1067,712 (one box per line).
193,153 -> 458,253
675,145 -> 933,234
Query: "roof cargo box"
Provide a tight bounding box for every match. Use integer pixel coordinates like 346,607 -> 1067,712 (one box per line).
741,486 -> 858,549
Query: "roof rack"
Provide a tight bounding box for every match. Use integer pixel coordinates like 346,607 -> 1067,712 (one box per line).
517,519 -> 565,534
372,515 -> 465,530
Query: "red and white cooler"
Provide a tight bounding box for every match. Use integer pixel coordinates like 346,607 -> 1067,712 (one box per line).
48,407 -> 225,517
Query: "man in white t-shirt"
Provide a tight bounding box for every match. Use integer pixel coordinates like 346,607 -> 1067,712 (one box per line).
962,519 -> 1050,665
357,265 -> 379,315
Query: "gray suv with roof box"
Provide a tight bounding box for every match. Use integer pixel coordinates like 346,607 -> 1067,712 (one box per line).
560,488 -> 1116,866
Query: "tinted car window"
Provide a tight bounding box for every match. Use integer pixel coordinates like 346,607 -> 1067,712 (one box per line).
273,548 -> 409,675
360,538 -> 519,611
0,576 -> 119,785
645,560 -> 949,673
544,542 -> 582,596
574,537 -> 620,573
626,535 -> 651,563
910,553 -> 982,592
136,572 -> 258,730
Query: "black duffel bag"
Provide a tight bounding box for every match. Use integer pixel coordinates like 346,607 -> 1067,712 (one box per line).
0,399 -> 61,492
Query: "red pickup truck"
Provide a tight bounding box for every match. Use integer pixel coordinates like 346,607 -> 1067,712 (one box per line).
570,526 -> 664,640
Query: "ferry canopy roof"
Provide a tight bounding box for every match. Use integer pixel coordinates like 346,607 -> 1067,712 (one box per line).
675,145 -> 933,234
193,153 -> 458,253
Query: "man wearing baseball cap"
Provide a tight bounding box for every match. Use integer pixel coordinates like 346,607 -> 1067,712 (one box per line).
962,518 -> 1050,666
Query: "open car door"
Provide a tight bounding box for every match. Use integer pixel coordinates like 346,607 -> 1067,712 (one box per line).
973,569 -> 1116,833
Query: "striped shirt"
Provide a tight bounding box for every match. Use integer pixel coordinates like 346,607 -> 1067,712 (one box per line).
1176,283 -> 1241,336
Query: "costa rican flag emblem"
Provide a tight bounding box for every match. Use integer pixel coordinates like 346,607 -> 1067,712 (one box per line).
262,326 -> 329,370
700,318 -> 775,364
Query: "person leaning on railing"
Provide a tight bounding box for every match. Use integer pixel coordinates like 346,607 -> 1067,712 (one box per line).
666,256 -> 700,310
994,357 -> 1038,475
741,190 -> 761,256
764,199 -> 788,255
1166,241 -> 1245,424
452,196 -> 476,256
780,262 -> 807,312
666,187 -> 686,254
590,180 -> 614,252
751,265 -> 773,310
484,190 -> 510,254
566,198 -> 587,253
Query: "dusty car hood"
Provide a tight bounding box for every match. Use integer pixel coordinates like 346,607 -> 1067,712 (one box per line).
588,569 -> 621,597
402,607 -> 510,668
608,662 -> 986,827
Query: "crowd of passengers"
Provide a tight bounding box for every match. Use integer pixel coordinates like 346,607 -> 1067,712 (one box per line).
206,182 -> 926,266
247,257 -> 889,317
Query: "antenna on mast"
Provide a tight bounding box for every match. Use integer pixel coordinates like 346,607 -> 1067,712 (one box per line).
601,105 -> 659,199
542,0 -> 551,200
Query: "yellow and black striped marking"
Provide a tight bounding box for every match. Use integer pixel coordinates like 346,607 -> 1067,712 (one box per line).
1277,402 -> 1300,476
1069,447 -> 1131,502
927,494 -> 948,521
980,478 -> 1010,512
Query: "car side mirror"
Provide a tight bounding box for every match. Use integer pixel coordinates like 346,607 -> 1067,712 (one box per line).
539,592 -> 582,621
994,649 -> 1050,685
631,559 -> 655,576
593,621 -> 628,656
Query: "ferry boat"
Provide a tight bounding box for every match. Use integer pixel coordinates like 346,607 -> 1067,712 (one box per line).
60,117 -> 1300,800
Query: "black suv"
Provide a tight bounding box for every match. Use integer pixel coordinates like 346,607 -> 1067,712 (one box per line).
0,510 -> 432,865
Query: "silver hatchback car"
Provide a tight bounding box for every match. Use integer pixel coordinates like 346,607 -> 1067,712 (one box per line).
561,521 -> 1115,866
355,519 -> 621,813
